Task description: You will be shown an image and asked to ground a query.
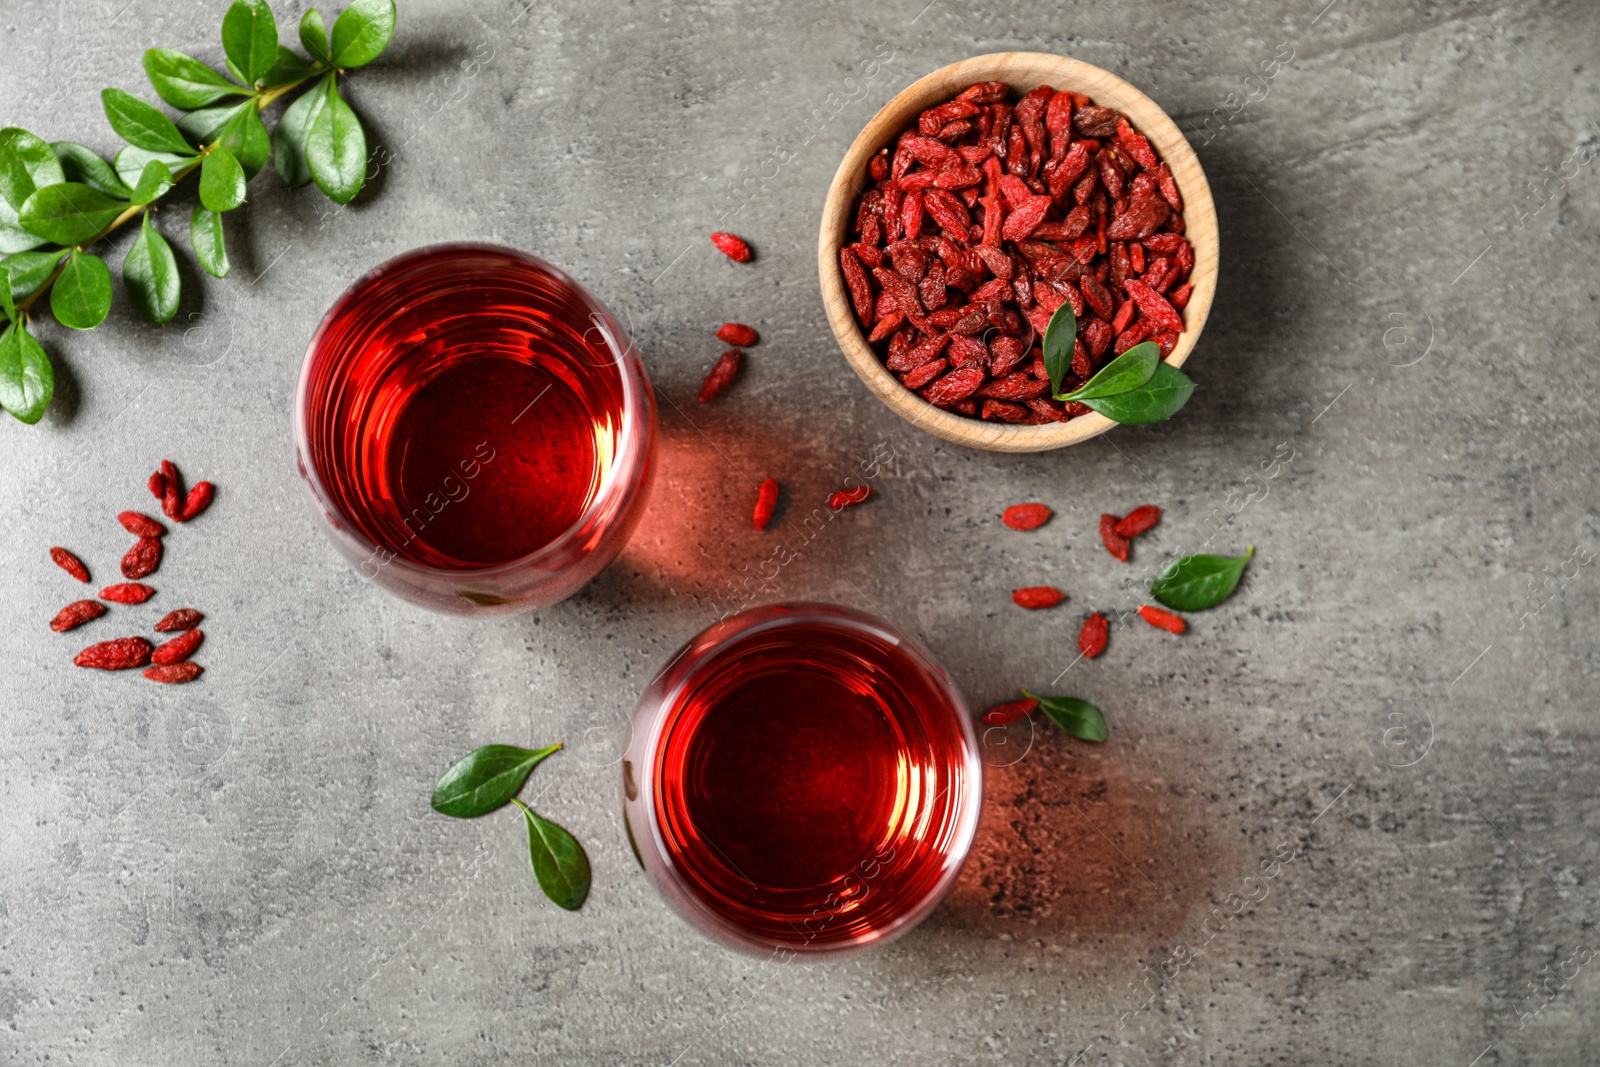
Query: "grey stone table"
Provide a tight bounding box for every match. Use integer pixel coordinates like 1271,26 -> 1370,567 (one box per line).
3,0 -> 1598,1063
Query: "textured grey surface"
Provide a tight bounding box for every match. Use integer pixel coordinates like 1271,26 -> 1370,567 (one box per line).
3,0 -> 1599,1063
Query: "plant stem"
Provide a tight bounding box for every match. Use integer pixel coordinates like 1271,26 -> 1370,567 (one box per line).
257,69 -> 323,111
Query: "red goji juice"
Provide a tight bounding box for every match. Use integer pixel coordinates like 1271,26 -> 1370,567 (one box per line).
643,608 -> 980,951
300,246 -> 630,570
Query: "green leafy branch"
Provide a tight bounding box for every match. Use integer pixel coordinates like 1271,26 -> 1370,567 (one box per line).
1041,303 -> 1196,425
0,0 -> 397,425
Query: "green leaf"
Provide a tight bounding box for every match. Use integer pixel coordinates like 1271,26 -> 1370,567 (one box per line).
513,799 -> 590,911
0,128 -> 65,211
52,143 -> 130,199
1041,301 -> 1076,397
101,88 -> 194,154
50,251 -> 112,330
123,213 -> 180,324
261,45 -> 318,89
178,102 -> 243,147
1150,546 -> 1254,612
0,200 -> 49,254
129,159 -> 174,206
1079,362 -> 1195,425
430,743 -> 562,818
0,272 -> 12,322
221,0 -> 280,87
114,146 -> 194,191
220,104 -> 272,180
190,205 -> 230,278
200,147 -> 246,211
0,320 -> 53,424
18,183 -> 125,245
306,74 -> 366,204
1022,690 -> 1108,743
1,249 -> 68,304
142,49 -> 248,109
273,81 -> 327,187
331,0 -> 396,68
299,8 -> 332,64
1058,341 -> 1160,402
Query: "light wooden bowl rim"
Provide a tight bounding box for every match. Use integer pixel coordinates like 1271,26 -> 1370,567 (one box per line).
818,52 -> 1219,453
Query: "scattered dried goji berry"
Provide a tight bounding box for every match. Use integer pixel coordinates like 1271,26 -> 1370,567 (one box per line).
74,636 -> 153,670
99,582 -> 155,605
710,232 -> 753,262
121,537 -> 162,580
144,662 -> 204,684
160,460 -> 183,521
147,469 -> 168,501
753,477 -> 780,531
981,696 -> 1039,726
1099,514 -> 1130,563
51,599 -> 108,632
118,511 -> 166,538
827,485 -> 875,510
1012,586 -> 1066,609
1002,502 -> 1052,530
1078,612 -> 1109,658
715,323 -> 760,347
180,481 -> 214,522
1114,505 -> 1162,539
50,547 -> 90,583
698,349 -> 743,403
151,628 -> 204,665
154,608 -> 203,632
1138,605 -> 1186,634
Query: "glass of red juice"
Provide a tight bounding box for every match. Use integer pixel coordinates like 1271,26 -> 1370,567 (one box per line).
295,244 -> 656,614
622,603 -> 982,957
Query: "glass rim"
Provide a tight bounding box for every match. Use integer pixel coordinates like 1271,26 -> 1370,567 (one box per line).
291,241 -> 653,581
629,601 -> 984,957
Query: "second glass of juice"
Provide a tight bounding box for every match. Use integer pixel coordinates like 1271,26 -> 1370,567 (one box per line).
295,244 -> 655,614
623,603 -> 982,957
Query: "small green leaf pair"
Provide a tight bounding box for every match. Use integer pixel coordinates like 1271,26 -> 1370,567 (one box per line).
1042,304 -> 1196,425
431,744 -> 592,912
0,273 -> 52,424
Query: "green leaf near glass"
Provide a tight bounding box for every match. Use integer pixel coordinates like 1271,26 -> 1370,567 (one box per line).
430,743 -> 593,912
0,0 -> 397,425
1042,302 -> 1196,425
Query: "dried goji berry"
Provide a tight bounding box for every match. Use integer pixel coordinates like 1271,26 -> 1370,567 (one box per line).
710,232 -> 753,262
1123,279 -> 1185,333
1078,612 -> 1109,658
50,547 -> 90,583
151,628 -> 204,665
698,349 -> 743,403
147,469 -> 168,501
180,481 -> 214,522
1099,514 -> 1130,563
155,608 -> 203,632
753,477 -> 780,531
160,460 -> 183,521
1138,605 -> 1186,634
74,636 -> 153,670
1114,505 -> 1162,539
121,537 -> 162,580
51,599 -> 107,632
1012,586 -> 1066,609
99,582 -> 155,604
840,247 -> 874,325
981,696 -> 1038,726
902,358 -> 948,390
144,662 -> 204,684
1002,503 -> 1052,530
922,366 -> 985,406
827,485 -> 875,510
715,323 -> 759,347
118,511 -> 166,538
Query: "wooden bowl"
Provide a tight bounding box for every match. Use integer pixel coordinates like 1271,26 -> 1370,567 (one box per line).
818,52 -> 1218,452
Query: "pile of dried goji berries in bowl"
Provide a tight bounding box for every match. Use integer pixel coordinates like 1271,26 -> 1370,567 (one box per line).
818,52 -> 1218,452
